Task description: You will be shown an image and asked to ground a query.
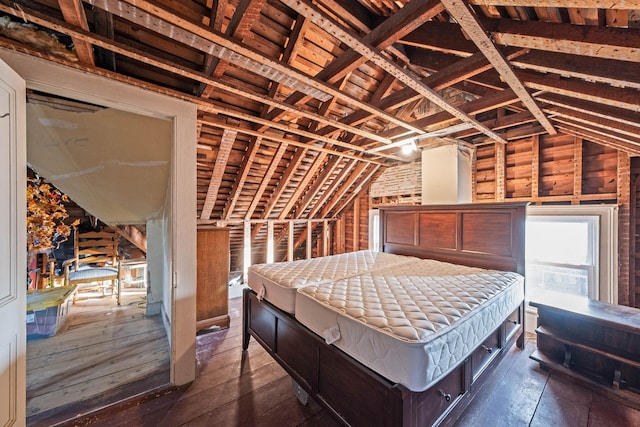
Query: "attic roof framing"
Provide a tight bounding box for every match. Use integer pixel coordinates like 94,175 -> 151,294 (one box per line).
2,0 -> 639,267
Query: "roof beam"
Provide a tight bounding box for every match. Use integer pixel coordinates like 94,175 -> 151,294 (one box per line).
331,165 -> 381,218
512,51 -> 640,91
547,110 -> 640,145
264,0 -> 445,122
195,0 -> 227,98
0,1 -> 393,147
58,0 -> 95,65
520,70 -> 640,112
295,157 -> 344,219
441,0 -> 556,135
199,0 -> 266,98
282,0 -> 508,144
307,161 -> 359,220
200,129 -> 237,220
251,147 -> 308,239
92,6 -> 116,70
553,123 -> 640,156
481,16 -> 640,63
318,162 -> 370,218
90,0 -> 333,101
115,225 -> 147,253
222,138 -> 262,220
102,0 -> 428,136
244,143 -> 288,220
468,0 -> 640,7
208,119 -> 385,164
278,152 -> 329,220
537,93 -> 640,129
553,118 -> 640,152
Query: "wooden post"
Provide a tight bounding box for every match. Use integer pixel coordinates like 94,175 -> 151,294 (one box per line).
495,142 -> 505,202
323,220 -> 330,257
531,135 -> 539,200
287,221 -> 294,261
353,195 -> 360,251
266,220 -> 274,264
618,151 -> 631,305
306,220 -> 312,259
471,146 -> 477,202
243,221 -> 251,284
573,137 -> 583,204
336,217 -> 345,254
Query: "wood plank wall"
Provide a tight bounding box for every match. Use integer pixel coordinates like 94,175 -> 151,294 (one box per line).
336,190 -> 370,253
336,135 -> 636,307
474,134 -> 635,307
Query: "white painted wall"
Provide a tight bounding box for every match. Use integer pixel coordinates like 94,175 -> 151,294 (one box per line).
0,48 -> 198,386
421,144 -> 472,204
146,219 -> 164,316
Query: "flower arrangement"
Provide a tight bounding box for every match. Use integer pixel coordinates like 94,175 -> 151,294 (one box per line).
26,177 -> 78,252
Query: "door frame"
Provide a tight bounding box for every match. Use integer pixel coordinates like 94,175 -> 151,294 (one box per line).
0,48 -> 198,386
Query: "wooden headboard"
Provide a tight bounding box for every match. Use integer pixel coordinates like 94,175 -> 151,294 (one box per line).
380,202 -> 528,275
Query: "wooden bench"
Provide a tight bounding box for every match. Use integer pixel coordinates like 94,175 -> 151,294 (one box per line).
530,291 -> 640,408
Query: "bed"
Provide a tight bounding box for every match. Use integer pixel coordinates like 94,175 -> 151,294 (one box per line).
242,202 -> 527,426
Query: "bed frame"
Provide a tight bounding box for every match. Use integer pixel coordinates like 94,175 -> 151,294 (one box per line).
242,202 -> 527,426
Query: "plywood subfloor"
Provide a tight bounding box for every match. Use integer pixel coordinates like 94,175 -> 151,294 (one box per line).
26,288 -> 170,426
53,296 -> 640,426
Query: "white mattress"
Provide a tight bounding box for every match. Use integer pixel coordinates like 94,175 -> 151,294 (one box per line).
295,261 -> 524,392
247,250 -> 417,313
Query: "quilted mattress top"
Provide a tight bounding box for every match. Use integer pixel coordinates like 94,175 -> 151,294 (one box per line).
297,262 -> 524,344
248,250 -> 417,289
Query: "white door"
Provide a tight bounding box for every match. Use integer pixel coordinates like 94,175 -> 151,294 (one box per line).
0,59 -> 27,425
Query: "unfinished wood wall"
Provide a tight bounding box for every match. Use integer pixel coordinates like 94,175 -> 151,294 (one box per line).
337,190 -> 370,253
474,134 -> 634,307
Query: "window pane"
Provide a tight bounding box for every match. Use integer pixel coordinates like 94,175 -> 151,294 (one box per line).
527,221 -> 590,265
527,263 -> 589,297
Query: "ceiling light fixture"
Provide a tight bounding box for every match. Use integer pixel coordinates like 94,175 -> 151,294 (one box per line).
401,140 -> 417,156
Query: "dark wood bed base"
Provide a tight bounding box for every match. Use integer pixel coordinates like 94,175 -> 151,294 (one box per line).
242,202 -> 528,426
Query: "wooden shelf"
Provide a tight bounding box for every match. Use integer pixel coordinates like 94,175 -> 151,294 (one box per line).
531,349 -> 640,411
530,291 -> 640,407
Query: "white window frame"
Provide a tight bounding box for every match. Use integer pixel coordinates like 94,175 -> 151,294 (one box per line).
526,215 -> 599,299
525,205 -> 618,333
369,209 -> 381,251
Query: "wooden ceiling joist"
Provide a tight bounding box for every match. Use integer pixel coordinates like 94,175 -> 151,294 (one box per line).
58,0 -> 95,65
200,128 -> 237,220
483,16 -> 640,63
282,0 -> 508,144
441,0 -> 556,136
198,0 -> 267,98
0,1 -> 394,149
222,137 -> 262,220
3,0 -> 639,267
108,0 -> 432,137
263,0 -> 444,124
278,152 -> 329,220
244,143 -> 288,220
468,1 -> 640,7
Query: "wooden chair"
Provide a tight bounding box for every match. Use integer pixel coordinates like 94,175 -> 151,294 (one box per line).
63,229 -> 122,305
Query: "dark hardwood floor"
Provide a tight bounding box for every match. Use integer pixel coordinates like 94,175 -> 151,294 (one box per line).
55,296 -> 640,427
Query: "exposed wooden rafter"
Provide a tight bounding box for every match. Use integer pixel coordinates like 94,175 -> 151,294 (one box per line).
440,0 -> 556,135
282,0 -> 508,144
1,0 -> 638,270
200,128 -> 237,220
58,0 -> 95,65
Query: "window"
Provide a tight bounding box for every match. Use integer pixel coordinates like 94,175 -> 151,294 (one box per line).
369,209 -> 380,251
526,216 -> 598,299
526,205 -> 618,304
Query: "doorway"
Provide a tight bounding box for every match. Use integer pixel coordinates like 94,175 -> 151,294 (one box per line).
0,48 -> 198,422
